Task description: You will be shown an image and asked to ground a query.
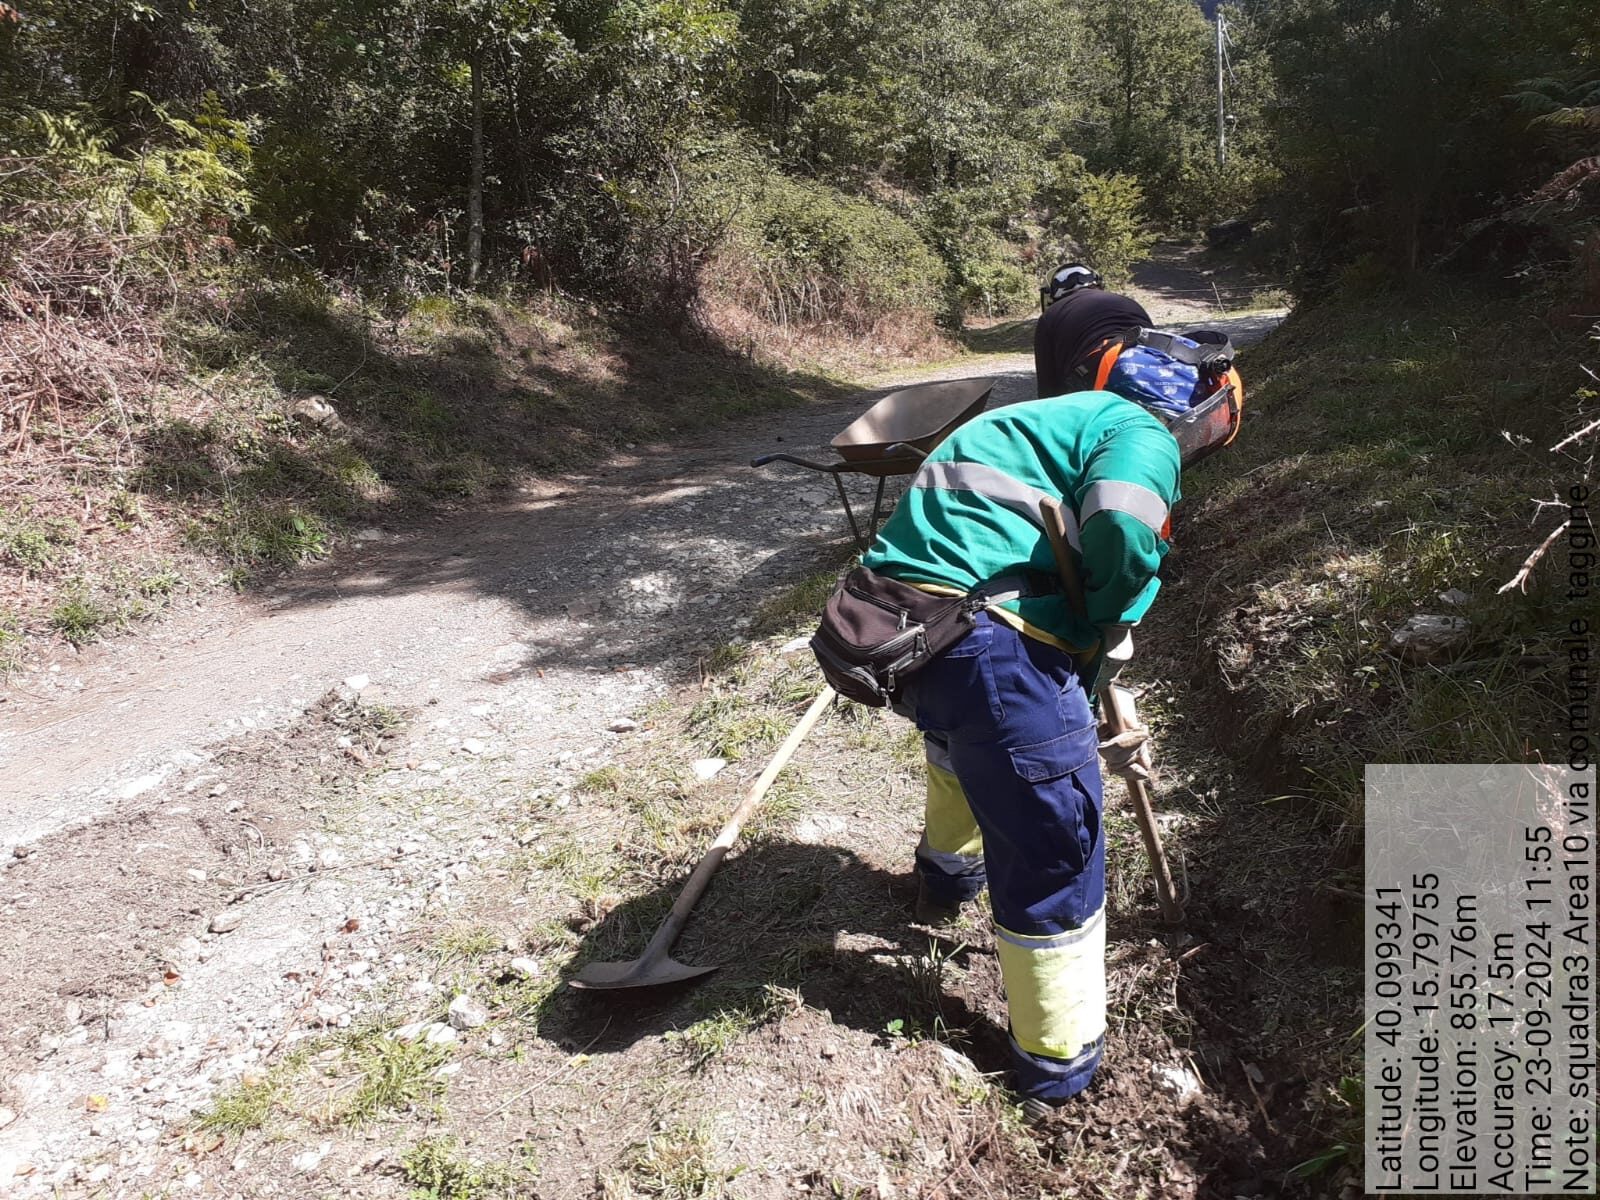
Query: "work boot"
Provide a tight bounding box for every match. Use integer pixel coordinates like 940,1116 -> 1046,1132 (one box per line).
914,879 -> 963,925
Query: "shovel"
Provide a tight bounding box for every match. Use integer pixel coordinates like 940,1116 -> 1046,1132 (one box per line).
569,685 -> 837,990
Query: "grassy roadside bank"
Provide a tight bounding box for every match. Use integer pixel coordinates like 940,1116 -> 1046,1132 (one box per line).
0,281 -> 872,669
1136,281 -> 1595,1184
1165,282 -> 1589,817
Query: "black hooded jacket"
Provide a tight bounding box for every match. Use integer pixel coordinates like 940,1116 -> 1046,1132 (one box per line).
1033,289 -> 1151,399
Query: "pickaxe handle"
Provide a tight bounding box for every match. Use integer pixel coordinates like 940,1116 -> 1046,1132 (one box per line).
1038,498 -> 1184,925
1099,682 -> 1185,925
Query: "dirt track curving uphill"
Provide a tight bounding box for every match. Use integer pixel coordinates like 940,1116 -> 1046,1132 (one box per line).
1,256 -> 1301,1198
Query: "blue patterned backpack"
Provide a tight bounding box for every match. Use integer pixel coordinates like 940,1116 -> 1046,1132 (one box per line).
1105,333 -> 1206,419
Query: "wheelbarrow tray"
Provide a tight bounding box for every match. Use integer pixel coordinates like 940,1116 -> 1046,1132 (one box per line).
750,375 -> 995,550
830,377 -> 995,477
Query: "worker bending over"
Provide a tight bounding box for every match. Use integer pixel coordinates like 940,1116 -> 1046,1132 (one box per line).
842,265 -> 1241,1115
860,386 -> 1175,1112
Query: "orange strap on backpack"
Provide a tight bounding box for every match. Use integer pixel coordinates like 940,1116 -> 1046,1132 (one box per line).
1092,344 -> 1122,390
1074,335 -> 1126,390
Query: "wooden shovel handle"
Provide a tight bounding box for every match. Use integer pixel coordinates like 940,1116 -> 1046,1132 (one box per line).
637,686 -> 836,964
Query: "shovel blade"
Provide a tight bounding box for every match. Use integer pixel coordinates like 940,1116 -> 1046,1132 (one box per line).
569,955 -> 718,991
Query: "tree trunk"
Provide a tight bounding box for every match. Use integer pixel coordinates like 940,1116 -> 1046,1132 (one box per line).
506,51 -> 533,215
466,44 -> 485,289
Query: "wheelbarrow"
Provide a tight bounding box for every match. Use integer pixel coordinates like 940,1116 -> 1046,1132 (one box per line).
752,376 -> 995,550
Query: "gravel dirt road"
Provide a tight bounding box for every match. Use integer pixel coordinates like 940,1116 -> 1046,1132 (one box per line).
0,269 -> 1287,1196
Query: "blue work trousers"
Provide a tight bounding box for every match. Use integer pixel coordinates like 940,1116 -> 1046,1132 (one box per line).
899,611 -> 1107,1101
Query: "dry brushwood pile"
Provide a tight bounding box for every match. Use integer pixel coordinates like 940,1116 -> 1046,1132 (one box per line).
0,155 -> 192,455
0,151 -> 238,648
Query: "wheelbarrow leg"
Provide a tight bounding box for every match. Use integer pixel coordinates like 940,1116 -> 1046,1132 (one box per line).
833,474 -> 870,553
865,475 -> 888,546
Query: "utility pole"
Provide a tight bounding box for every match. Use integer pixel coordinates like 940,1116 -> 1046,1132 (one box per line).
1215,9 -> 1227,167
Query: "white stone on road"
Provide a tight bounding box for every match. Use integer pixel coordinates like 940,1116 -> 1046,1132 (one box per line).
446,995 -> 488,1031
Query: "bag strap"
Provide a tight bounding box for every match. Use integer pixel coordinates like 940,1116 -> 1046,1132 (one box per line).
1072,327 -> 1141,383
966,570 -> 1061,608
1072,327 -> 1237,386
1138,328 -> 1236,372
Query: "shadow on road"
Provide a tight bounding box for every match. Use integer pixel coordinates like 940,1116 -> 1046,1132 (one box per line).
174,246 -> 1291,690
253,357 -> 1040,683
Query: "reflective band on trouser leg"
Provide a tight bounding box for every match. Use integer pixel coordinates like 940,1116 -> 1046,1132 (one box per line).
994,907 -> 1108,1098
915,733 -> 985,903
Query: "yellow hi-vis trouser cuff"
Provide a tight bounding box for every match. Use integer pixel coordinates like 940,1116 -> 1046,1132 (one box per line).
994,906 -> 1108,1061
921,737 -> 982,867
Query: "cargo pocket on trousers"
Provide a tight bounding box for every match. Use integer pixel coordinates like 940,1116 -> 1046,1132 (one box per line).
1008,723 -> 1101,873
913,616 -> 1004,733
1008,724 -> 1098,782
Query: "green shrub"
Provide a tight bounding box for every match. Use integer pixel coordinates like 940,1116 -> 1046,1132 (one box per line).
401,1136 -> 522,1199
1048,170 -> 1154,288
1,100 -> 254,463
4,97 -> 253,281
189,502 -> 330,570
916,185 -> 1043,322
0,507 -> 82,573
925,220 -> 1034,319
50,591 -> 114,646
706,155 -> 946,333
2,522 -> 55,573
1165,151 -> 1281,235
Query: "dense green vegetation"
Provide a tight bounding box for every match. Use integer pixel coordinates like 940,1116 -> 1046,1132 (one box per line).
1264,0 -> 1599,287
0,0 -> 1594,656
0,0 -> 1277,329
3,0 -> 1591,334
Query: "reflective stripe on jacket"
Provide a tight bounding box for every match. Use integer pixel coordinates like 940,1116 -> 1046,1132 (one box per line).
861,392 -> 1180,650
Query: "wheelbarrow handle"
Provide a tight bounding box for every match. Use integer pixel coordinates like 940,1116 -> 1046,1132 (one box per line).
750,452 -> 840,472
883,442 -> 928,461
